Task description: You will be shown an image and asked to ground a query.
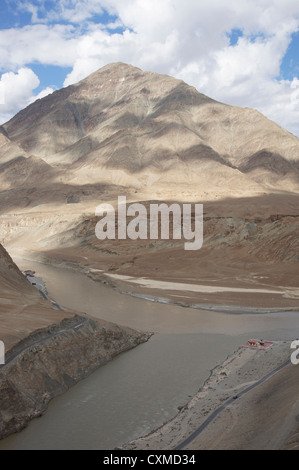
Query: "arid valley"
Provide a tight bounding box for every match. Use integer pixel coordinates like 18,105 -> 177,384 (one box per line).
0,62 -> 298,451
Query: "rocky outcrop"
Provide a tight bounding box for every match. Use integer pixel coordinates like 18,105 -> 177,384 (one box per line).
0,313 -> 151,440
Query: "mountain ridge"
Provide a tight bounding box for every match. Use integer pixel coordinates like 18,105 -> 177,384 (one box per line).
0,62 -> 299,206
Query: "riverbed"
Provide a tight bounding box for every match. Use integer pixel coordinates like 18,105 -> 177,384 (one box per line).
0,261 -> 298,450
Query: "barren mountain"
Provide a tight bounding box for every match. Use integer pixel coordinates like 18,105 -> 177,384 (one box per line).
0,63 -> 298,448
1,62 -> 299,204
0,62 -> 298,308
0,125 -> 28,165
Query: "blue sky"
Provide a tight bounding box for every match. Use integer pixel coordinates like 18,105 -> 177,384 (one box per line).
280,31 -> 299,80
0,0 -> 299,136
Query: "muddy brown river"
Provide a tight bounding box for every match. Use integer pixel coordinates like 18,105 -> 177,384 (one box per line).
0,261 -> 298,450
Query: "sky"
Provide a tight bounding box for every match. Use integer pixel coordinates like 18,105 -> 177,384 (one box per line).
0,0 -> 299,136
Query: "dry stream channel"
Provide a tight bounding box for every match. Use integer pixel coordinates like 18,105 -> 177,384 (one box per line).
0,261 -> 298,450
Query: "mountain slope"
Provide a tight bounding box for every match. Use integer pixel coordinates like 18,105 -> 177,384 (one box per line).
1,62 -> 299,200
0,63 -> 298,306
0,126 -> 28,165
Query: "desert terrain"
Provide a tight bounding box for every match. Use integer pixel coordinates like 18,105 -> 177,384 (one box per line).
0,63 -> 298,449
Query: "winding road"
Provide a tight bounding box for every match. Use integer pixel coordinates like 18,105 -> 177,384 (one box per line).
175,357 -> 292,450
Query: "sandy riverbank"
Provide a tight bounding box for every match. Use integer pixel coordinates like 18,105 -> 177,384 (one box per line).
122,340 -> 299,450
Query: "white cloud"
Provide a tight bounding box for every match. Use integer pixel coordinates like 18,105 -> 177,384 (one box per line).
1,0 -> 299,135
258,78 -> 299,136
0,24 -> 79,71
0,68 -> 39,109
17,0 -> 105,24
0,68 -> 53,124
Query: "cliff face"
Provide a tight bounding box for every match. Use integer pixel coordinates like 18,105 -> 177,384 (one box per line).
0,314 -> 151,440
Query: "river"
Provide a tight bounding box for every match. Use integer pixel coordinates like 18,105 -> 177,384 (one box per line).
0,261 -> 298,450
